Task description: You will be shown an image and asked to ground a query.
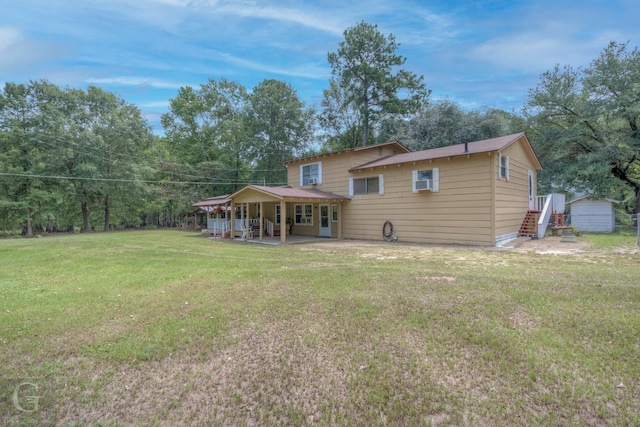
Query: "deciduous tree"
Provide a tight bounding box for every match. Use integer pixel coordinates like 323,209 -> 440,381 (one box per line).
248,79 -> 314,185
526,41 -> 640,213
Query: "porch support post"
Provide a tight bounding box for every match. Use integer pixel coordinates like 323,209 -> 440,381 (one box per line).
224,203 -> 229,238
245,203 -> 249,231
337,202 -> 342,240
259,201 -> 264,242
230,201 -> 235,239
280,200 -> 287,245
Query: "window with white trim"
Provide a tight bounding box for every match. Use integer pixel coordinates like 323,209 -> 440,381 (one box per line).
294,203 -> 313,225
499,153 -> 510,180
300,162 -> 322,186
275,205 -> 281,225
331,204 -> 338,222
412,168 -> 439,192
349,174 -> 384,196
353,177 -> 378,194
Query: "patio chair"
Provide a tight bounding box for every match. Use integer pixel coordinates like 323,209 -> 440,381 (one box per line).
239,222 -> 253,240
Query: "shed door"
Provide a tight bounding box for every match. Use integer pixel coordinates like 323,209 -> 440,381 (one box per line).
528,170 -> 535,210
319,204 -> 331,237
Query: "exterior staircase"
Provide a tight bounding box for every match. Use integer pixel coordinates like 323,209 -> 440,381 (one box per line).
519,210 -> 541,237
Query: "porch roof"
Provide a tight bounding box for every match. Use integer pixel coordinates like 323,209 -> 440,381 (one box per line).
193,195 -> 231,208
231,185 -> 350,202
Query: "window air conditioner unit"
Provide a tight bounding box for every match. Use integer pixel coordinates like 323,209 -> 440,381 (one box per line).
309,178 -> 319,185
415,179 -> 432,191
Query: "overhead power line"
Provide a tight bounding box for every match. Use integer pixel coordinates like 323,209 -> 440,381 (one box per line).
0,172 -> 286,186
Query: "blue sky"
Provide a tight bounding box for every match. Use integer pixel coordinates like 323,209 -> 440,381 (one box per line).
2,0 -> 639,135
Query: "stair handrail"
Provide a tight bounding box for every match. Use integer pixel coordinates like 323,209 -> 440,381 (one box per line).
537,194 -> 553,239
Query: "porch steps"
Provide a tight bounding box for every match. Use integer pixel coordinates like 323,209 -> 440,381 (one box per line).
519,210 -> 541,237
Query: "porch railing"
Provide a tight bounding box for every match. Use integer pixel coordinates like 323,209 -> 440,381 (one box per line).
207,219 -> 230,236
231,218 -> 275,237
264,218 -> 274,236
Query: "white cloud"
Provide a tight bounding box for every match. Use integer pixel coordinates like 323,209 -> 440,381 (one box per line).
139,100 -> 171,108
85,76 -> 187,89
0,27 -> 23,51
0,26 -> 68,72
199,0 -> 346,35
469,30 -> 625,74
210,50 -> 328,80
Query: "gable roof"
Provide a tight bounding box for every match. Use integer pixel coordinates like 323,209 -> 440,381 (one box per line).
567,194 -> 620,204
349,133 -> 542,171
230,185 -> 350,202
285,140 -> 410,165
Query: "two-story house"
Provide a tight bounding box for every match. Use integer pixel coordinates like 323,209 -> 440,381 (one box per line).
196,132 -> 543,246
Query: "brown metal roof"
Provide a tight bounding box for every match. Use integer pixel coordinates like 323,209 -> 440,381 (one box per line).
193,195 -> 231,207
285,140 -> 410,165
349,133 -> 541,171
232,185 -> 350,201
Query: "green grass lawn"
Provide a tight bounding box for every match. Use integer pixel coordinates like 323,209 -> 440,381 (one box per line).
1,230 -> 639,426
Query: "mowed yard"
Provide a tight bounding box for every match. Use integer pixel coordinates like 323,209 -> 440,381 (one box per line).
1,230 -> 639,426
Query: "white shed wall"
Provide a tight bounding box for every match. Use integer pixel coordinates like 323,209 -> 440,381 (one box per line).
570,199 -> 615,232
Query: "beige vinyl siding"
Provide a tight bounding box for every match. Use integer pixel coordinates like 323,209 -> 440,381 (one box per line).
282,135 -> 538,246
342,155 -> 495,245
494,138 -> 536,240
287,144 -> 402,192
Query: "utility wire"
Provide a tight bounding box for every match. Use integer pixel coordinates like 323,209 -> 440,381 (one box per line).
0,172 -> 286,186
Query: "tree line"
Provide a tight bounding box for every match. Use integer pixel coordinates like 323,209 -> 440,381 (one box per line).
1,21 -> 639,236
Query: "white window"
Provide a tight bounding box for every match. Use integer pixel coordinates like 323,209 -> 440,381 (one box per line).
331,204 -> 338,222
300,162 -> 322,186
275,205 -> 281,225
412,168 -> 439,192
235,204 -> 247,219
294,203 -> 313,225
349,174 -> 384,196
499,153 -> 510,180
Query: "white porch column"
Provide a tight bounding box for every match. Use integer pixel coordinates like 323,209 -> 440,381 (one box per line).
230,201 -> 235,238
280,201 -> 287,245
259,201 -> 264,242
244,203 -> 249,231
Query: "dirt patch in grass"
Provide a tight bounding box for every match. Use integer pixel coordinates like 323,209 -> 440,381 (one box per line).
52,320 -> 354,426
506,235 -> 592,254
302,235 -> 595,255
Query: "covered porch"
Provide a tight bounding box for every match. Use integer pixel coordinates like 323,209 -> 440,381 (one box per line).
228,185 -> 350,245
193,195 -> 233,238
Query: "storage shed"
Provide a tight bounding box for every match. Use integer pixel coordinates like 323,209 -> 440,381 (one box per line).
567,195 -> 619,232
